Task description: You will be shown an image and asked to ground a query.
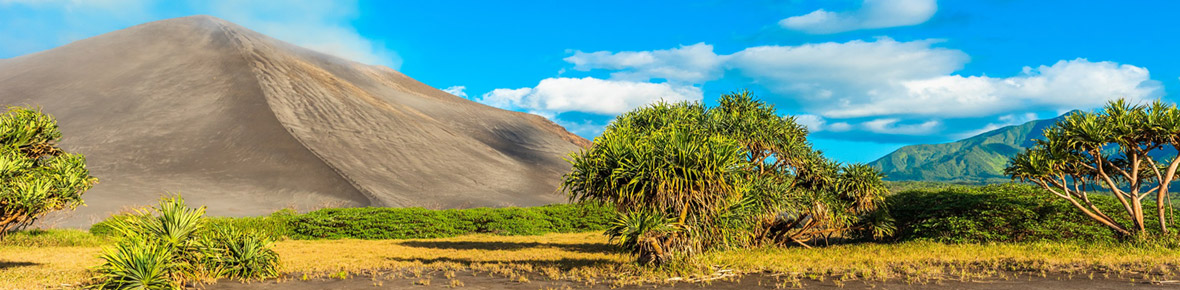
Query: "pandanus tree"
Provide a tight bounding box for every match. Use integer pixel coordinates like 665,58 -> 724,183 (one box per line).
1006,99 -> 1180,237
0,107 -> 97,238
562,91 -> 890,263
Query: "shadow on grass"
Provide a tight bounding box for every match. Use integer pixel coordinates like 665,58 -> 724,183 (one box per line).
387,256 -> 619,270
399,240 -> 617,254
0,261 -> 38,270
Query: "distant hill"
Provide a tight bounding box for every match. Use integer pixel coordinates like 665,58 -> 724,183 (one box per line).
869,113 -> 1071,184
0,16 -> 588,226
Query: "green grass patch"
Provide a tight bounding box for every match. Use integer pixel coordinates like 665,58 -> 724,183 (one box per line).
888,183 -> 1179,243
290,202 -> 614,240
0,229 -> 112,247
92,203 -> 615,241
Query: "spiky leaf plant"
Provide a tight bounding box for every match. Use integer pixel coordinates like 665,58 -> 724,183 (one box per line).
1006,99 -> 1180,238
563,91 -> 890,263
93,237 -> 179,290
0,107 -> 97,238
605,211 -> 685,265
200,227 -> 279,280
93,196 -> 279,289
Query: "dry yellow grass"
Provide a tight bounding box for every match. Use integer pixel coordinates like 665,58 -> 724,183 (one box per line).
0,246 -> 103,289
702,241 -> 1180,282
6,231 -> 1180,289
275,232 -> 633,282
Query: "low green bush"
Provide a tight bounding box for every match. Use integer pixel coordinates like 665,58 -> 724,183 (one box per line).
92,197 -> 280,289
205,209 -> 297,241
93,203 -> 615,241
0,229 -> 111,247
888,183 -> 1177,243
290,203 -> 614,240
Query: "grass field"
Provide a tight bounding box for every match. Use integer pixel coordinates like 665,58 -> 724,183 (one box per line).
6,230 -> 1180,289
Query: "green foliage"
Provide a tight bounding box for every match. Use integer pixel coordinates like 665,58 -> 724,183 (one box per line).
199,227 -> 279,280
204,209 -> 297,241
889,183 -> 1178,243
93,238 -> 177,290
870,112 -> 1065,184
90,211 -> 148,237
92,197 -> 280,289
0,107 -> 98,238
0,229 -> 111,247
563,91 -> 890,263
1007,99 -> 1180,237
605,211 -> 683,265
289,203 -> 614,240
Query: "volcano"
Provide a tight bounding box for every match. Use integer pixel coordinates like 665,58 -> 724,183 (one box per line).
0,15 -> 589,226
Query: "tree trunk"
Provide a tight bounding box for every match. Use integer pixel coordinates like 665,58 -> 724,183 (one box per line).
1133,198 -> 1146,233
1160,190 -> 1170,234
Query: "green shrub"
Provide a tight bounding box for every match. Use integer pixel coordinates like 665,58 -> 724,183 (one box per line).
204,209 -> 296,241
90,211 -> 148,237
290,203 -> 614,240
0,107 -> 98,238
0,229 -> 111,247
888,183 -> 1177,243
92,197 -> 280,289
199,227 -> 279,280
92,203 -> 614,241
92,237 -> 176,290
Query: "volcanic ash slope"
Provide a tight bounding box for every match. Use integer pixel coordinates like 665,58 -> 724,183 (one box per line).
0,15 -> 589,226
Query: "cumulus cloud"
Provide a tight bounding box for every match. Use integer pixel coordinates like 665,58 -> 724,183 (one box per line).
723,38 -> 1161,119
862,118 -> 941,135
478,77 -> 702,116
564,43 -> 726,83
479,36 -> 1161,142
441,86 -> 467,98
830,58 -> 1162,118
793,114 -> 851,133
0,0 -> 400,68
728,37 -> 968,105
780,0 -> 938,34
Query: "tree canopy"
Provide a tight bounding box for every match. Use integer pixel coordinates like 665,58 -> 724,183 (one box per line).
1007,99 -> 1180,237
562,91 -> 890,263
0,107 -> 97,238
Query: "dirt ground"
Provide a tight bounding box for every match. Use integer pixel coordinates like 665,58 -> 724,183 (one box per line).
206,271 -> 1179,290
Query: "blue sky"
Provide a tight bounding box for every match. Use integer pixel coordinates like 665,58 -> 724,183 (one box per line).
2,0 -> 1177,163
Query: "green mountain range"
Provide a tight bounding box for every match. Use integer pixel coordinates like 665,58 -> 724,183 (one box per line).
868,113 -> 1070,184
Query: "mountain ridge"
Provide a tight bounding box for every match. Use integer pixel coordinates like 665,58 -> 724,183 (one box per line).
868,113 -> 1071,184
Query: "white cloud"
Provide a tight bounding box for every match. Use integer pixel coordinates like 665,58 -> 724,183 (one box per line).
723,38 -> 1161,119
564,43 -> 725,83
441,86 -> 467,98
862,118 -> 941,135
480,37 -> 1162,140
793,114 -> 851,133
728,37 -> 968,105
832,58 -> 1161,118
780,0 -> 937,34
829,122 -> 853,132
794,114 -> 826,132
478,77 -> 702,116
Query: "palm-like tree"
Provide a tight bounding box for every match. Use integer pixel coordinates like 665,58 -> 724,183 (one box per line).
563,91 -> 890,263
0,107 -> 97,239
1007,99 -> 1180,237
